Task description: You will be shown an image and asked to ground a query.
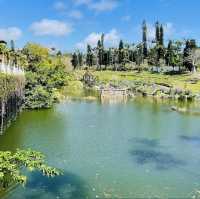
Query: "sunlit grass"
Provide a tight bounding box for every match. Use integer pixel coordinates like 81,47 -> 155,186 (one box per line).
72,70 -> 200,94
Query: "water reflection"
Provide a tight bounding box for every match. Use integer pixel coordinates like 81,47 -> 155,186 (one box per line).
130,149 -> 186,170
130,138 -> 160,148
7,172 -> 89,199
179,135 -> 200,145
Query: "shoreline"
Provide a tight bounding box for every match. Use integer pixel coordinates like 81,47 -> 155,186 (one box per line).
69,70 -> 200,103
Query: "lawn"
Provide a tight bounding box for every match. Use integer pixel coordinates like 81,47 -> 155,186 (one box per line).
71,70 -> 200,94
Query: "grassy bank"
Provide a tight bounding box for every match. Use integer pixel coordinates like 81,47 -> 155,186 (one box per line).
70,70 -> 200,95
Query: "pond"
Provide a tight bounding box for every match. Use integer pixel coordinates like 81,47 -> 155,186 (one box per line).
1,97 -> 200,199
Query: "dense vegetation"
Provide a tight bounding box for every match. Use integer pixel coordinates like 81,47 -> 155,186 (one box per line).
71,21 -> 200,73
22,43 -> 68,109
0,43 -> 63,189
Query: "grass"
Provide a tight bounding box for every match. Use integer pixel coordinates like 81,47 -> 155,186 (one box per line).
71,70 -> 200,94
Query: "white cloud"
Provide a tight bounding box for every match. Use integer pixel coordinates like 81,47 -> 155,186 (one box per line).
89,0 -> 118,12
104,29 -> 120,46
121,15 -> 131,22
74,0 -> 118,12
0,27 -> 22,41
76,29 -> 120,49
69,10 -> 83,19
54,1 -> 67,11
30,19 -> 72,37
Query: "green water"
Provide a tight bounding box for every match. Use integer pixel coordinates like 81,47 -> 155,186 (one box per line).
1,98 -> 200,199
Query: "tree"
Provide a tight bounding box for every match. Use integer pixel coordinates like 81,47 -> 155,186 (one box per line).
142,20 -> 148,57
0,149 -> 61,188
155,21 -> 160,45
190,48 -> 200,72
57,51 -> 62,57
165,40 -> 173,66
135,43 -> 144,67
22,43 -> 49,65
10,40 -> 15,52
160,25 -> 164,46
71,53 -> 78,69
165,40 -> 183,71
78,52 -> 83,67
118,40 -> 125,66
86,44 -> 93,67
97,40 -> 103,70
184,39 -> 197,72
22,42 -> 67,109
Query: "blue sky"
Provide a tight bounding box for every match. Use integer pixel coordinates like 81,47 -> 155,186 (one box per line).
0,0 -> 199,52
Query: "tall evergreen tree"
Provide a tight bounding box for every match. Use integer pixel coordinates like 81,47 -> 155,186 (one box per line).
165,40 -> 173,66
101,34 -> 104,49
86,44 -> 93,67
160,25 -> 164,46
142,20 -> 148,57
183,39 -> 197,72
97,39 -> 103,69
78,52 -> 83,66
71,53 -> 78,69
118,40 -> 124,65
10,40 -> 15,52
155,21 -> 160,45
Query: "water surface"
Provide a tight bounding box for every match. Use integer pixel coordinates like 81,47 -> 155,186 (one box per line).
1,98 -> 200,199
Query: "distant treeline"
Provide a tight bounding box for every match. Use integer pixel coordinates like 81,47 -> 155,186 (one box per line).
72,21 -> 200,72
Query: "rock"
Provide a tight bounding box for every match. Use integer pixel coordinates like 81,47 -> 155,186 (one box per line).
156,82 -> 172,88
171,106 -> 177,111
171,106 -> 187,113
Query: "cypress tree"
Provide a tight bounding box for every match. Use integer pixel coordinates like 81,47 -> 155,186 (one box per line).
78,52 -> 83,66
142,20 -> 148,57
97,39 -> 103,69
155,21 -> 160,45
165,40 -> 173,66
86,44 -> 93,67
160,25 -> 164,46
71,53 -> 78,69
101,34 -> 104,49
118,40 -> 124,65
10,40 -> 15,52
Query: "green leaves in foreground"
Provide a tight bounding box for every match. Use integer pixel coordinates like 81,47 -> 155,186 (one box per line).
0,149 -> 61,188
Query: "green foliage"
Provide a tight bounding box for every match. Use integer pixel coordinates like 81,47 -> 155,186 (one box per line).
22,43 -> 49,66
71,53 -> 78,69
142,20 -> 148,57
0,74 -> 25,101
0,149 -> 61,188
23,43 -> 67,109
73,20 -> 199,73
86,44 -> 93,67
24,85 -> 54,109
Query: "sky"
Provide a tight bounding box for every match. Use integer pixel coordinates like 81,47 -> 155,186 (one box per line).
0,0 -> 200,52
